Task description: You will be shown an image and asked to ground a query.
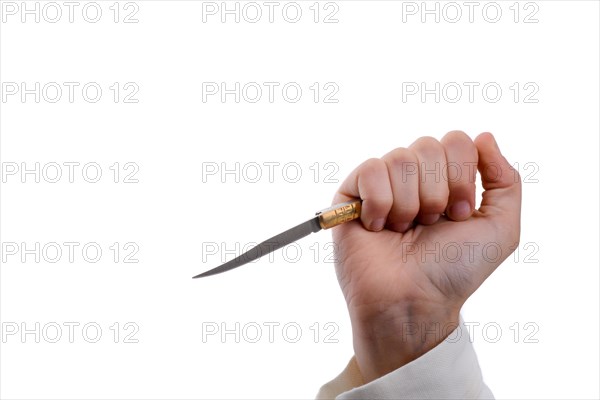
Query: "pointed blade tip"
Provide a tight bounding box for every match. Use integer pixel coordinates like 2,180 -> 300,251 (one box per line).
192,270 -> 220,279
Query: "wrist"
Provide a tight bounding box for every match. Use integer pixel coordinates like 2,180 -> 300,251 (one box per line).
350,301 -> 460,383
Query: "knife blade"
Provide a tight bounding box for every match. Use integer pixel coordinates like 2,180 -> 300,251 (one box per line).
192,199 -> 361,279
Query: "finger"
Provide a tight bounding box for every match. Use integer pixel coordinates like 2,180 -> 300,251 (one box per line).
474,132 -> 522,241
440,130 -> 478,221
381,148 -> 420,232
409,136 -> 449,225
334,158 -> 393,231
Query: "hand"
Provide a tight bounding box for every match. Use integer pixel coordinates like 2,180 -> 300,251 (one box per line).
332,131 -> 521,383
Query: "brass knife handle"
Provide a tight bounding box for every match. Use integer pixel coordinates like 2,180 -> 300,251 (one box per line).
317,199 -> 362,229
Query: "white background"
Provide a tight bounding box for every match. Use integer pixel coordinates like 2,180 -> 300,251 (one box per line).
1,1 -> 598,399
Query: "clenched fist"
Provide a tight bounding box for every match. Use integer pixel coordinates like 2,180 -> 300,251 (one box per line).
332,131 -> 521,382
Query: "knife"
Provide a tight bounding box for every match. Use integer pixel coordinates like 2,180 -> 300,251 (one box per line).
192,199 -> 362,278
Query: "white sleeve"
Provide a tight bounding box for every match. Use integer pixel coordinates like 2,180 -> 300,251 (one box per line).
316,319 -> 494,400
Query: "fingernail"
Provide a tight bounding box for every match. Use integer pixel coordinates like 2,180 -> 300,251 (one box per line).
371,218 -> 386,231
450,201 -> 471,220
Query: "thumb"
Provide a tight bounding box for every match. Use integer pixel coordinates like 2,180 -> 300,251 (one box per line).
474,132 -> 522,230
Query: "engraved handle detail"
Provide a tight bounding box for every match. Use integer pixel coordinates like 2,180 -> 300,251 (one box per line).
317,199 -> 362,229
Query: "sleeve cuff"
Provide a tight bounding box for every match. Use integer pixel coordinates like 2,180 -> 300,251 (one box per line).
316,318 -> 494,400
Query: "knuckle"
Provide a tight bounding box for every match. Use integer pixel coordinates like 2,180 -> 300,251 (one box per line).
413,135 -> 441,148
361,157 -> 386,174
444,130 -> 470,142
385,147 -> 418,168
